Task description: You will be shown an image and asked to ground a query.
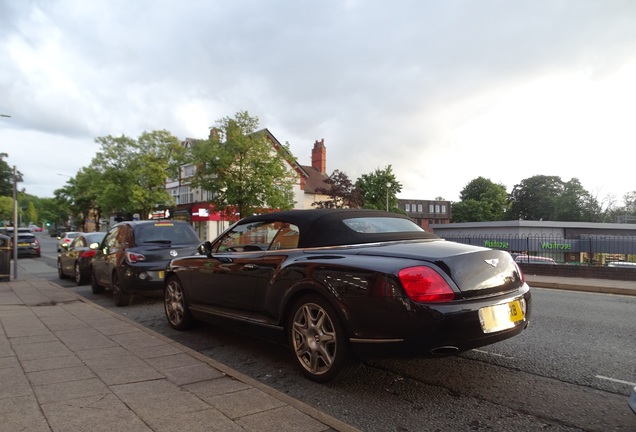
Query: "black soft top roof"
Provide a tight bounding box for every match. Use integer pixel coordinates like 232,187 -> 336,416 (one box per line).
237,209 -> 439,248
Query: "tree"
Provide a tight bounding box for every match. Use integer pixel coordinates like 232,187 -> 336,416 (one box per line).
312,170 -> 362,209
187,111 -> 296,219
90,130 -> 182,216
555,178 -> 602,222
452,177 -> 508,222
355,165 -> 402,211
506,175 -> 602,221
0,153 -> 22,197
0,196 -> 13,223
38,197 -> 69,228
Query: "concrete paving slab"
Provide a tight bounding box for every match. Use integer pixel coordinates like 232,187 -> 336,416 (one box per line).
93,364 -> 164,386
53,327 -> 119,351
237,405 -> 333,432
41,393 -> 152,432
32,377 -> 110,404
0,366 -> 33,399
26,364 -> 96,386
21,354 -> 84,373
0,355 -> 19,369
144,351 -> 203,371
0,394 -> 50,432
11,340 -> 74,361
185,376 -> 252,399
207,387 -> 286,419
108,330 -> 165,349
162,362 -> 225,386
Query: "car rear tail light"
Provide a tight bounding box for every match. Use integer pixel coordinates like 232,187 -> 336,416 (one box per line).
80,250 -> 97,259
398,266 -> 455,302
126,252 -> 146,263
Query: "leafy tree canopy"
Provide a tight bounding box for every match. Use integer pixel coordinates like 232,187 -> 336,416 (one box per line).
88,130 -> 182,216
355,165 -> 402,211
452,177 -> 508,222
506,175 -> 601,221
187,111 -> 296,219
0,153 -> 23,197
313,169 -> 362,209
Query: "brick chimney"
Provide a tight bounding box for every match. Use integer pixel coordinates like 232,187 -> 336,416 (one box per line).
311,139 -> 326,173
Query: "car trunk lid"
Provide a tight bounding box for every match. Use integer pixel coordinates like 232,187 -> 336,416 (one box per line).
354,240 -> 524,296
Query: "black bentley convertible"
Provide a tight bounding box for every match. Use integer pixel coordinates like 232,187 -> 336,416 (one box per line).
164,209 -> 531,382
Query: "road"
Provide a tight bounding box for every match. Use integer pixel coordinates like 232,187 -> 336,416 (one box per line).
24,233 -> 636,431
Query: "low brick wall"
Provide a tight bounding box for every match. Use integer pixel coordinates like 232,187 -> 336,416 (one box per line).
517,263 -> 636,281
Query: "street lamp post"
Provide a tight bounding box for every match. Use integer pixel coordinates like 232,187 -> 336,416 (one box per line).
13,166 -> 18,279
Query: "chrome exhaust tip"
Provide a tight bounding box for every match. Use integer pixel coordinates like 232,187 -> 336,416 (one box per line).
430,346 -> 459,355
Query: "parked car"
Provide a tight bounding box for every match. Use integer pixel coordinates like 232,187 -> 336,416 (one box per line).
91,220 -> 201,306
57,232 -> 107,285
163,209 -> 532,382
14,230 -> 41,258
57,231 -> 81,252
2,227 -> 40,258
49,226 -> 67,237
514,255 -> 557,265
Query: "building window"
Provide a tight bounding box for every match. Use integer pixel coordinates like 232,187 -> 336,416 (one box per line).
179,186 -> 193,204
417,204 -> 423,213
441,204 -> 447,214
435,204 -> 441,213
182,164 -> 195,178
405,203 -> 411,212
429,204 -> 435,213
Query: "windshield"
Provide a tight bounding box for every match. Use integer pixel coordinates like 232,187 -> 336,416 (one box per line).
134,222 -> 200,244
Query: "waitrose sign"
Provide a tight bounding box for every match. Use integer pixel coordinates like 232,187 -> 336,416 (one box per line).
483,239 -> 574,251
540,242 -> 572,250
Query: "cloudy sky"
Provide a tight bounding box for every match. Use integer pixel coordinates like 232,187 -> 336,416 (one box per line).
1,1 -> 635,205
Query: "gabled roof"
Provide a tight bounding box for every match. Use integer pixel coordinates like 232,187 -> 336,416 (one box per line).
300,164 -> 329,194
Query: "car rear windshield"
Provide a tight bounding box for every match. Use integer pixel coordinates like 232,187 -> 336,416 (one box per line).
342,217 -> 425,234
134,222 -> 200,244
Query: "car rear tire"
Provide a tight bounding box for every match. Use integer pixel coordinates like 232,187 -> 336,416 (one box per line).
74,262 -> 85,285
112,272 -> 132,307
91,271 -> 105,294
57,260 -> 67,279
164,276 -> 195,330
287,295 -> 358,383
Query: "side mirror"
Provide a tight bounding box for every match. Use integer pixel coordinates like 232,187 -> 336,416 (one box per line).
198,241 -> 213,256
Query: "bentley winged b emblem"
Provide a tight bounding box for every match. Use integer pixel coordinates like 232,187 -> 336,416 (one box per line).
484,258 -> 499,268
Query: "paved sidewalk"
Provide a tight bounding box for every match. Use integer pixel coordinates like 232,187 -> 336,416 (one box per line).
0,277 -> 360,432
525,274 -> 636,296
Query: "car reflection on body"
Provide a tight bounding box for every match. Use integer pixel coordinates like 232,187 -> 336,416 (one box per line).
163,209 -> 532,383
57,231 -> 106,285
91,220 -> 201,306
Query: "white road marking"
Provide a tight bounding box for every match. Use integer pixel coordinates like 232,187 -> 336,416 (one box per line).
472,349 -> 515,360
595,375 -> 636,386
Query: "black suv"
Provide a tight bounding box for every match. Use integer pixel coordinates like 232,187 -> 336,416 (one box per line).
91,220 -> 201,306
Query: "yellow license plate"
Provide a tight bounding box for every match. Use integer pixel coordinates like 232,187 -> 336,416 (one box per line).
479,300 -> 525,334
158,271 -> 165,280
18,243 -> 30,247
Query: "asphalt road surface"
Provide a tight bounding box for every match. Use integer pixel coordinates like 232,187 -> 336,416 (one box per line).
26,233 -> 636,431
